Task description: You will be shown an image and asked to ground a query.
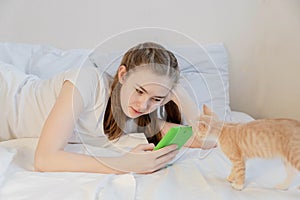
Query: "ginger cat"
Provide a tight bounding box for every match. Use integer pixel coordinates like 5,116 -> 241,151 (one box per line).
197,104 -> 300,190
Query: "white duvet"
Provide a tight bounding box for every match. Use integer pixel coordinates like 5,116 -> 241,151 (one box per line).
0,112 -> 299,200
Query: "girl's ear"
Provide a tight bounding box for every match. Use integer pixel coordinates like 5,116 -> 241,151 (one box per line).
118,65 -> 127,84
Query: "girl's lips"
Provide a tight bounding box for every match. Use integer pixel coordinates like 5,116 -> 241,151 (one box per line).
130,107 -> 143,115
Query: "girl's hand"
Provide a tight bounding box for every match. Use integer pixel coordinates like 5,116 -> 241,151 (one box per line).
102,143 -> 178,174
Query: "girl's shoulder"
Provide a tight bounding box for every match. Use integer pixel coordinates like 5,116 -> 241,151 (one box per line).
63,65 -> 112,108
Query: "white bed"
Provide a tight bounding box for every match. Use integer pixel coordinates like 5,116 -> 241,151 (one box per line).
0,43 -> 299,200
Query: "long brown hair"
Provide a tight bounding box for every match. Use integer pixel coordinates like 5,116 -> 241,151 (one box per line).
103,42 -> 181,144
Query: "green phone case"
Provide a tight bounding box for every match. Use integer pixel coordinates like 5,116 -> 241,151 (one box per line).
153,126 -> 193,150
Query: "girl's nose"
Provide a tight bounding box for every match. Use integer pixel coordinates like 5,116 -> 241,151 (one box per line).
136,96 -> 148,111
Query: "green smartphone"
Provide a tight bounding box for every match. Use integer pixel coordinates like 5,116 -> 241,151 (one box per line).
153,126 -> 193,150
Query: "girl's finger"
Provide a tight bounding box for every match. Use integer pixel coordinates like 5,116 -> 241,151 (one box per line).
131,143 -> 155,152
154,150 -> 178,169
155,144 -> 178,157
156,149 -> 178,164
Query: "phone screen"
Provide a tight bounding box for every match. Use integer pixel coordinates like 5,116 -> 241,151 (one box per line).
153,126 -> 193,150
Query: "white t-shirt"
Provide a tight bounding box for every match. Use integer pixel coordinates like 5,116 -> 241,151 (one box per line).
0,62 -> 112,142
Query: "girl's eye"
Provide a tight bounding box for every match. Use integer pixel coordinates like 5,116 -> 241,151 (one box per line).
135,88 -> 144,94
152,98 -> 163,102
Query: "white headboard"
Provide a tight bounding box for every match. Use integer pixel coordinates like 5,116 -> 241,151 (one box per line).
1,0 -> 299,120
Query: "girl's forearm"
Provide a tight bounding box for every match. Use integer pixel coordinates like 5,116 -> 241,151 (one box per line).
34,150 -> 125,174
172,84 -> 199,125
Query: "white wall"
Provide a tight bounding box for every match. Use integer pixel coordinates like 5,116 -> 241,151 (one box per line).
0,0 -> 299,120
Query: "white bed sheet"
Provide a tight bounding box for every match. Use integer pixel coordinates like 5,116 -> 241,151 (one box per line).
0,112 -> 299,200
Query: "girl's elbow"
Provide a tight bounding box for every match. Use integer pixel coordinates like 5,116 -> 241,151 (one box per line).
34,150 -> 50,172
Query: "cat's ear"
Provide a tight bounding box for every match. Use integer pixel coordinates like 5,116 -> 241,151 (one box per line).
198,121 -> 208,132
203,104 -> 213,116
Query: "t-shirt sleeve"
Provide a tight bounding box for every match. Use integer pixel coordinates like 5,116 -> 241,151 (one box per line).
64,66 -> 100,108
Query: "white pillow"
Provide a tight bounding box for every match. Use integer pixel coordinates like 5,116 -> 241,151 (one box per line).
0,42 -> 40,72
0,42 -> 90,79
174,44 -> 230,120
28,46 -> 90,79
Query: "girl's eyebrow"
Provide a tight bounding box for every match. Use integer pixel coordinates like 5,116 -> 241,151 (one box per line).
136,84 -> 167,98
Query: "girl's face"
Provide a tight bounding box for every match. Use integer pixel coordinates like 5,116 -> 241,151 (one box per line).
118,66 -> 174,118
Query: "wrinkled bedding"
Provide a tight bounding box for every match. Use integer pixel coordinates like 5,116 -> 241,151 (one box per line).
0,112 -> 299,200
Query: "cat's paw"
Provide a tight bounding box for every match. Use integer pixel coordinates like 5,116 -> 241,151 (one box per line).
227,175 -> 235,183
231,182 -> 244,191
274,183 -> 289,190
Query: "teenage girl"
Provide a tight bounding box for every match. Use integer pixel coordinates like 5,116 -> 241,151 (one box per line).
0,42 -> 207,174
